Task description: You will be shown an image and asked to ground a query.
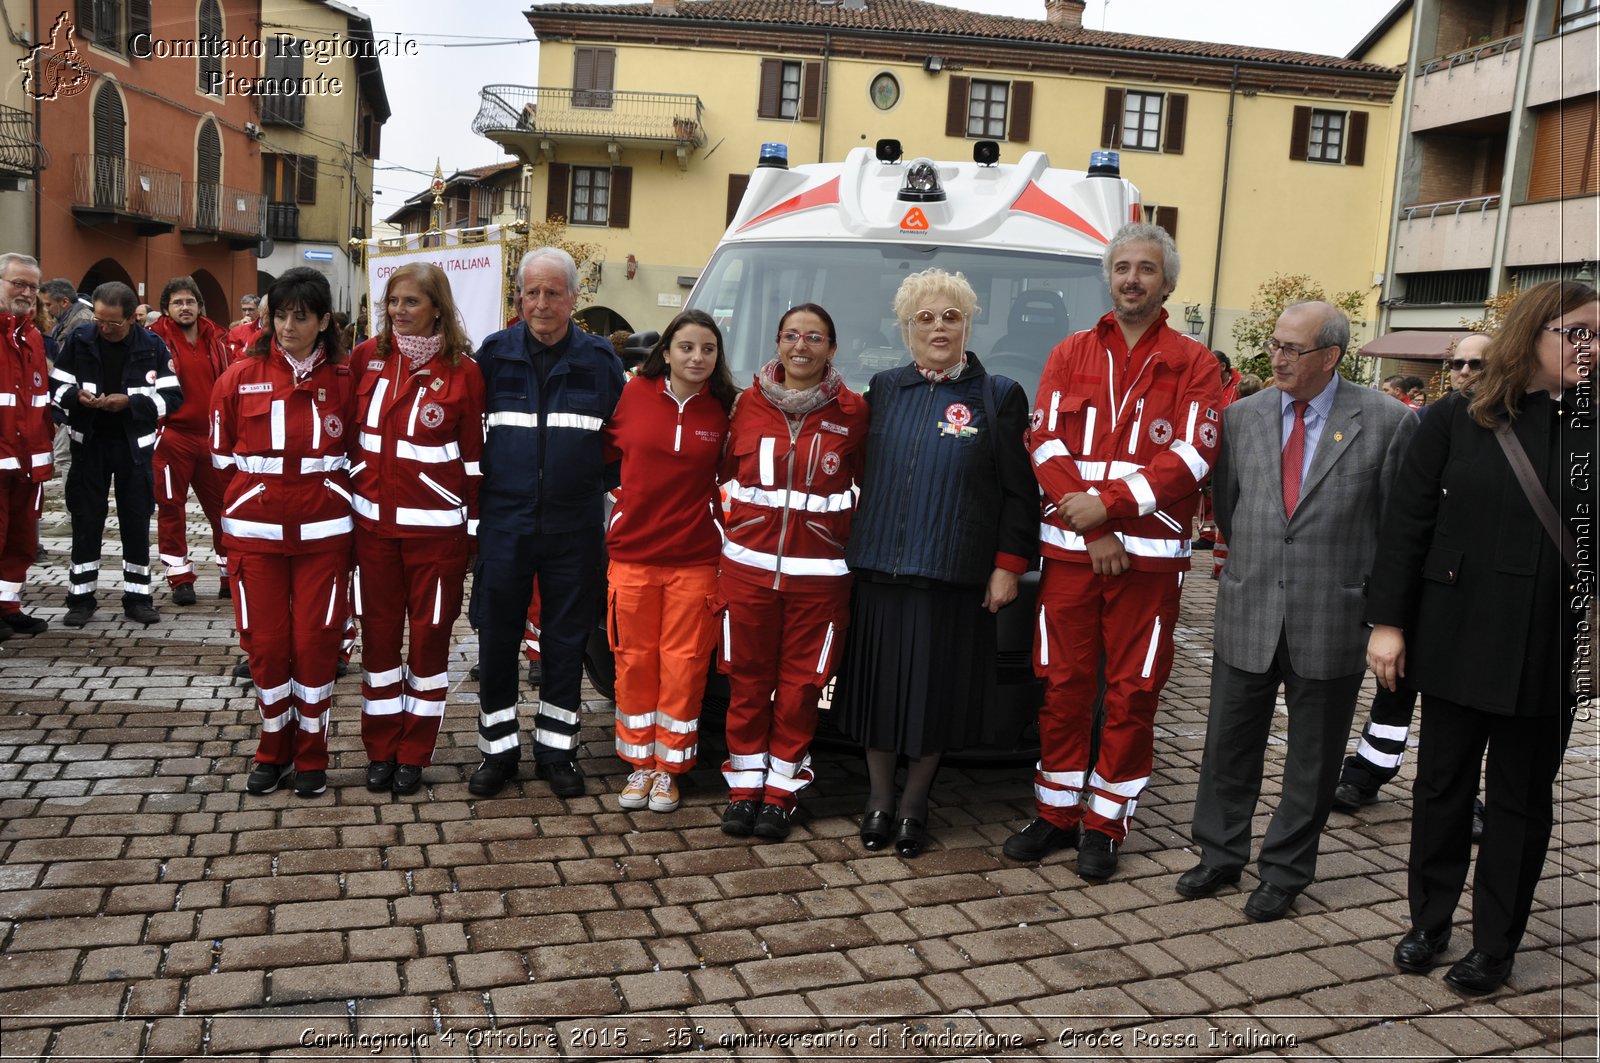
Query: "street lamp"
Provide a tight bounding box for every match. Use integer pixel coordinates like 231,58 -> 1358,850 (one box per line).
1184,303 -> 1204,336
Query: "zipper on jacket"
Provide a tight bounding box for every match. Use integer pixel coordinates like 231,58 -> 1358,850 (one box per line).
323,478 -> 353,505
225,481 -> 265,515
418,471 -> 462,507
770,413 -> 804,590
892,382 -> 937,577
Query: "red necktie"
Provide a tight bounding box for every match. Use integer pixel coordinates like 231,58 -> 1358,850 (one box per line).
1282,400 -> 1309,518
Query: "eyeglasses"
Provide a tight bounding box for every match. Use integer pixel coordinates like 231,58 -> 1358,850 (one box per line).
911,307 -> 966,329
93,316 -> 130,330
1265,338 -> 1334,360
778,330 -> 829,347
2,277 -> 38,293
1448,358 -> 1483,372
1545,325 -> 1594,347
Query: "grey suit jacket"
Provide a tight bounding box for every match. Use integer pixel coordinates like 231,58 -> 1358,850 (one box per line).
1213,378 -> 1417,679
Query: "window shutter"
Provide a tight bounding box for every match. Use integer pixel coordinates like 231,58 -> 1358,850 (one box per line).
727,173 -> 750,227
574,48 -> 594,94
1345,110 -> 1368,166
295,156 -> 317,204
608,166 -> 632,228
129,0 -> 152,55
1528,98 -> 1599,200
76,0 -> 94,40
758,58 -> 783,119
1154,205 -> 1179,241
1007,80 -> 1033,143
1289,106 -> 1311,161
546,163 -> 570,221
595,48 -> 616,95
1163,93 -> 1187,154
800,61 -> 823,121
945,76 -> 971,138
1100,87 -> 1125,149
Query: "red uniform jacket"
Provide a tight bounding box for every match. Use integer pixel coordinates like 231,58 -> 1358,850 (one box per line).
0,314 -> 54,482
211,349 -> 357,555
225,321 -> 262,360
1029,309 -> 1222,571
720,377 -> 867,589
348,337 -> 485,540
602,374 -> 728,567
150,315 -> 232,436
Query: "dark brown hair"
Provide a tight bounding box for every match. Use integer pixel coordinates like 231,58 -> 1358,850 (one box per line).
1469,280 -> 1596,427
638,309 -> 738,414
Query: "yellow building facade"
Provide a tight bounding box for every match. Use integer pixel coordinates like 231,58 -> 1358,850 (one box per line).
477,0 -> 1408,353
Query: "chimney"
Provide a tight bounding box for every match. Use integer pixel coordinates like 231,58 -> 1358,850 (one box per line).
1043,0 -> 1085,30
652,0 -> 678,14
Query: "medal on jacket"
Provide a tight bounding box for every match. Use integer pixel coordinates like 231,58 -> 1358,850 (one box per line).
431,377 -> 444,392
317,388 -> 326,401
1334,431 -> 1344,442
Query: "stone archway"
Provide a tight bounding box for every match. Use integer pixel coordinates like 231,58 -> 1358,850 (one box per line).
78,258 -> 133,295
189,269 -> 228,328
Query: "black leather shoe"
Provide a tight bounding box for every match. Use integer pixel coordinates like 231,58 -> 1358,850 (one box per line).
860,809 -> 893,851
217,580 -> 231,600
1175,862 -> 1242,899
469,664 -> 480,680
1243,881 -> 1299,922
754,803 -> 792,840
1076,830 -> 1120,881
468,758 -> 518,797
232,656 -> 252,681
1393,926 -> 1452,973
294,769 -> 327,798
892,818 -> 926,858
1002,817 -> 1079,861
721,799 -> 758,837
535,759 -> 584,798
527,660 -> 542,689
172,583 -> 197,606
123,600 -> 160,625
246,762 -> 292,795
1331,781 -> 1375,812
0,622 -> 10,641
336,659 -> 350,678
63,601 -> 96,628
392,764 -> 424,796
1472,798 -> 1486,843
366,761 -> 396,792
1444,949 -> 1513,995
1,611 -> 48,634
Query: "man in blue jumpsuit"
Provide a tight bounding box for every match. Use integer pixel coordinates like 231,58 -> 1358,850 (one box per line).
470,247 -> 624,798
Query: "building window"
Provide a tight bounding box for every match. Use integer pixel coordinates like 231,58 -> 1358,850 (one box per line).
261,38 -> 305,126
263,153 -> 316,205
1559,0 -> 1600,31
573,47 -> 615,109
197,0 -> 222,93
194,119 -> 221,230
869,72 -> 900,111
758,58 -> 820,121
967,79 -> 1008,138
1142,204 -> 1179,241
1100,88 -> 1186,154
1290,106 -> 1367,166
570,167 -> 609,226
1527,97 -> 1598,201
77,0 -> 132,54
90,82 -> 126,209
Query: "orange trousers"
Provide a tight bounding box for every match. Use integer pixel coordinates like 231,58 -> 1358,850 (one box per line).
607,559 -> 718,774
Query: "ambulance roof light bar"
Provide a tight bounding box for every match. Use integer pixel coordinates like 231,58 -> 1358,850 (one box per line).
897,157 -> 945,203
758,142 -> 789,169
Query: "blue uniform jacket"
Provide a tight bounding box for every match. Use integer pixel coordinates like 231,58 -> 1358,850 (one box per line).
476,322 -> 625,535
50,321 -> 182,455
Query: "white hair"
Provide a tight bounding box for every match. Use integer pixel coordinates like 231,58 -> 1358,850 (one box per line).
518,247 -> 577,293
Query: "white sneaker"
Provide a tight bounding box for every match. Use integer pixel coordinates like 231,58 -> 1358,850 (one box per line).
619,769 -> 654,810
648,771 -> 680,813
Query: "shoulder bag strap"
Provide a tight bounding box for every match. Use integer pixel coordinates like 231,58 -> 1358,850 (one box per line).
1492,418 -> 1577,568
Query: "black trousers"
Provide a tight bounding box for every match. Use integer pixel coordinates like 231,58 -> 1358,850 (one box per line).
65,434 -> 154,605
1191,629 -> 1364,891
1339,677 -> 1420,791
472,523 -> 602,767
1409,696 -> 1572,958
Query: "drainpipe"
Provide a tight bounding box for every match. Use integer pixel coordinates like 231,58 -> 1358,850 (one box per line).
817,31 -> 831,163
30,0 -> 41,261
1205,63 -> 1240,350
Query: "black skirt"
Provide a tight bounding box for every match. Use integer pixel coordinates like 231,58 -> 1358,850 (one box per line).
830,573 -> 999,758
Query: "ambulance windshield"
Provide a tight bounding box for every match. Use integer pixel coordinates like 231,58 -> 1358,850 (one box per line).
687,241 -> 1110,406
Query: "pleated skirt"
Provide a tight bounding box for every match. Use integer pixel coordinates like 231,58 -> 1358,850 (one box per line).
830,574 -> 999,758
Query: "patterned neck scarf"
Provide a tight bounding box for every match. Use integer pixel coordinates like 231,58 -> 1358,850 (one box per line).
915,352 -> 968,383
395,331 -> 443,373
757,357 -> 841,421
276,339 -> 324,385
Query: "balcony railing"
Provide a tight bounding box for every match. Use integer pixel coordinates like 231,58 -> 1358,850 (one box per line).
1419,34 -> 1522,74
1401,195 -> 1501,220
266,202 -> 299,241
0,104 -> 43,177
181,181 -> 265,237
71,154 -> 181,221
474,85 -> 706,148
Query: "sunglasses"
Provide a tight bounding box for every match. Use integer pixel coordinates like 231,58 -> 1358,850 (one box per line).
912,308 -> 966,328
1448,359 -> 1483,372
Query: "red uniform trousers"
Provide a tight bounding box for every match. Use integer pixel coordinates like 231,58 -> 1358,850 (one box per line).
522,585 -> 542,662
609,559 -> 718,775
1033,560 -> 1183,841
154,427 -> 229,588
716,564 -> 850,811
355,535 -> 467,767
232,549 -> 350,771
0,473 -> 41,615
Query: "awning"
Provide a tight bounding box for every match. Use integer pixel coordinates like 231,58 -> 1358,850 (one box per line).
1359,329 -> 1477,359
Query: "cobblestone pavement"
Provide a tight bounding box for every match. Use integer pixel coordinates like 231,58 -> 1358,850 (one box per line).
0,497 -> 1595,1061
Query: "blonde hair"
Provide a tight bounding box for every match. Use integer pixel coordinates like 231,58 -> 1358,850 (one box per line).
893,268 -> 980,351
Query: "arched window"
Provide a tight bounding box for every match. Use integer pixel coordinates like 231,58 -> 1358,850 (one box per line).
91,82 -> 126,209
198,0 -> 223,93
195,119 -> 221,230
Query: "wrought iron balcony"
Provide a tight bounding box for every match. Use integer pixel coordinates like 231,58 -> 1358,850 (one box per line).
71,154 -> 181,234
181,181 -> 265,247
474,85 -> 706,168
0,104 -> 43,180
266,202 -> 299,241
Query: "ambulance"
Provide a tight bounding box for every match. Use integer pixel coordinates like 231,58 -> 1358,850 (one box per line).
683,140 -> 1142,761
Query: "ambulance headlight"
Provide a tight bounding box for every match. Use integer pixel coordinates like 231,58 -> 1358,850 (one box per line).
898,157 -> 946,202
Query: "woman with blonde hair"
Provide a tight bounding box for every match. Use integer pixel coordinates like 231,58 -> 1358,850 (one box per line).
349,262 -> 485,795
831,268 -> 1036,857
